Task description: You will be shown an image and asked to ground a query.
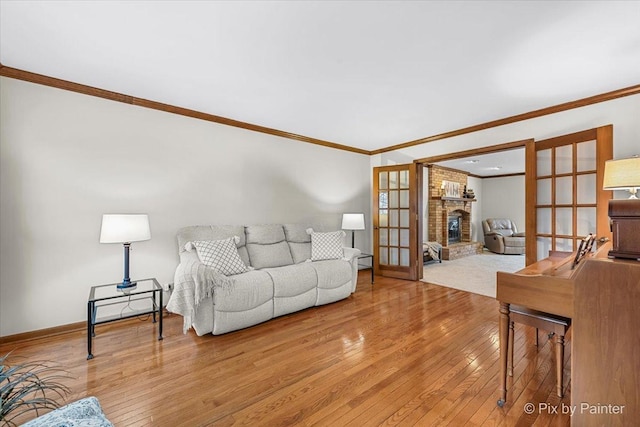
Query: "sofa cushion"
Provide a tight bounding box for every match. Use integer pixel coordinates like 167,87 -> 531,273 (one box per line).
283,224 -> 312,264
190,237 -> 249,276
213,270 -> 274,312
247,241 -> 294,269
288,242 -> 311,264
503,236 -> 526,248
283,224 -> 312,243
485,219 -> 516,236
307,229 -> 345,261
245,225 -> 294,268
264,263 -> 317,297
245,224 -> 286,244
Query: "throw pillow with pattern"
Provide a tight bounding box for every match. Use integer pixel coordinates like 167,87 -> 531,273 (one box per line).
190,237 -> 248,275
306,228 -> 345,261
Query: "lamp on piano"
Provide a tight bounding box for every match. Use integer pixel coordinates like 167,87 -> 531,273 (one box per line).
603,156 -> 640,260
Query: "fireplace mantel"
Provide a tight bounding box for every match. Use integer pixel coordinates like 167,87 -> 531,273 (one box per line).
431,196 -> 477,208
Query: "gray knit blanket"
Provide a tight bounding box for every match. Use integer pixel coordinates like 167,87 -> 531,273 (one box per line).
166,258 -> 235,333
423,241 -> 442,261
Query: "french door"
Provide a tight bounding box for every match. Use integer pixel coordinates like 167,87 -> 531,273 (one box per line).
525,125 -> 613,265
373,164 -> 421,280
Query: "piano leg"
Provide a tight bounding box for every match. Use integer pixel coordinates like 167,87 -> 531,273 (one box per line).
508,320 -> 515,377
498,302 -> 510,407
555,334 -> 565,398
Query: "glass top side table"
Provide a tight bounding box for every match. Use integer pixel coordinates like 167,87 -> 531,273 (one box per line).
87,277 -> 163,359
357,253 -> 374,284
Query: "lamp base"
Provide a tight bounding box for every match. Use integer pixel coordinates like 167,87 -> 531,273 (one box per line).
117,243 -> 137,289
117,279 -> 137,290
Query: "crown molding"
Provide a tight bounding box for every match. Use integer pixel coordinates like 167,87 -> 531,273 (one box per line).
0,63 -> 370,156
2,63 -> 638,157
372,84 -> 640,155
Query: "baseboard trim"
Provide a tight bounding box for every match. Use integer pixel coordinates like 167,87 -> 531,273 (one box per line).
0,321 -> 85,345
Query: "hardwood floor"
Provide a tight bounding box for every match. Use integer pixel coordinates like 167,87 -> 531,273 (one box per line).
1,274 -> 571,426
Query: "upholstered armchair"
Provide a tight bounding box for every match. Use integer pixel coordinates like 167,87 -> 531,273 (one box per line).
482,218 -> 525,255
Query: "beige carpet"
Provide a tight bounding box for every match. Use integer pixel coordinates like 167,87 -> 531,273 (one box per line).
421,250 -> 525,298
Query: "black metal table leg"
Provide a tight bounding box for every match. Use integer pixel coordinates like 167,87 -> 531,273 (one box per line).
152,291 -> 157,323
158,288 -> 163,340
87,301 -> 94,360
371,255 -> 374,284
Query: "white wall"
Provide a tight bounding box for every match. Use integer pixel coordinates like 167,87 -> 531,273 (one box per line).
480,175 -> 526,243
0,77 -> 372,336
467,176 -> 483,243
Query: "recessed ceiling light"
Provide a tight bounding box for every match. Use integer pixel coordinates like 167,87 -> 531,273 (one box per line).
487,166 -> 502,170
465,160 -> 480,164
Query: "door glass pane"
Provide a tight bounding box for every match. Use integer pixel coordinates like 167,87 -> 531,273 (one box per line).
380,247 -> 388,265
556,176 -> 573,204
400,249 -> 410,266
556,208 -> 573,235
577,174 -> 596,204
399,170 -> 409,189
379,210 -> 388,227
379,191 -> 388,208
379,228 -> 388,246
400,209 -> 409,227
389,191 -> 399,208
537,208 -> 552,234
399,190 -> 409,208
400,229 -> 409,247
577,140 -> 596,172
389,248 -> 399,265
537,179 -> 552,205
379,172 -> 388,190
389,229 -> 399,246
537,149 -> 552,176
577,207 -> 596,236
389,171 -> 398,189
556,145 -> 573,174
556,238 -> 574,252
537,237 -> 552,260
389,210 -> 398,227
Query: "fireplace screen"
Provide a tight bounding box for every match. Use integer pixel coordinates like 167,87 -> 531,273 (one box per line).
448,216 -> 461,243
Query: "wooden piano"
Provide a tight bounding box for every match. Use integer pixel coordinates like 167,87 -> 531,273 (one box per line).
496,242 -> 640,426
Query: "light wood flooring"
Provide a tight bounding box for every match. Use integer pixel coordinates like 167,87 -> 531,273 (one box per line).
1,274 -> 571,426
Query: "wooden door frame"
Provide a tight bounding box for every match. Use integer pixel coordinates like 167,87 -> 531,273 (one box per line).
415,138 -> 530,268
373,163 -> 420,280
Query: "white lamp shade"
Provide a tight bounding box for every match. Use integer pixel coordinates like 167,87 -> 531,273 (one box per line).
603,157 -> 640,190
342,213 -> 365,230
100,214 -> 151,243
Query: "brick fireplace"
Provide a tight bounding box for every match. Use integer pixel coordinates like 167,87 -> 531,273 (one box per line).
427,165 -> 483,260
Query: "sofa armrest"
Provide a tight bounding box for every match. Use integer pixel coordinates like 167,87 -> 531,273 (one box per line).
484,234 -> 506,254
513,232 -> 526,237
168,256 -> 234,334
343,247 -> 362,260
484,231 -> 502,237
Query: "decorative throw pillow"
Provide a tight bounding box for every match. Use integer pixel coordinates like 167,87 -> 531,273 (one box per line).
306,228 -> 345,261
189,237 -> 248,275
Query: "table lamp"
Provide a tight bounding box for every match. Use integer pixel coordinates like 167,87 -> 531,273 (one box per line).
602,156 -> 640,259
100,214 -> 151,288
342,213 -> 365,248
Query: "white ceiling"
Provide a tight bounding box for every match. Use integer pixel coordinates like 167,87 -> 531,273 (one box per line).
434,149 -> 525,177
1,1 -> 639,153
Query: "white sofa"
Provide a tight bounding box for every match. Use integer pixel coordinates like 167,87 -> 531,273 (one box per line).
167,224 -> 360,335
